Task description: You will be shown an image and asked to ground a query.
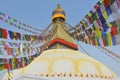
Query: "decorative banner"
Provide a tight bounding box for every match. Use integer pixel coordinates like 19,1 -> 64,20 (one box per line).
70,21 -> 120,46
0,41 -> 19,48
0,40 -> 41,70
0,11 -> 42,33
0,40 -> 43,58
0,27 -> 44,42
74,0 -> 119,31
0,18 -> 40,34
0,52 -> 39,70
69,0 -> 120,46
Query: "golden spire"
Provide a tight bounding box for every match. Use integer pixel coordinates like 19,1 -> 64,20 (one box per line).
49,4 -> 78,50
52,4 -> 66,22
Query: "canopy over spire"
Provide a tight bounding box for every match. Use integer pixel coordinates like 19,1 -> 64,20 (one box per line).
52,4 -> 66,22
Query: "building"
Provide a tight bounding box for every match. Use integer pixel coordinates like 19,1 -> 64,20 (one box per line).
3,4 -> 117,80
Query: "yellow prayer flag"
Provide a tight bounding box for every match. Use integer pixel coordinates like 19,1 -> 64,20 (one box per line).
31,36 -> 34,41
13,32 -> 17,40
86,38 -> 90,44
107,23 -> 112,28
12,58 -> 15,69
106,32 -> 112,46
0,64 -> 5,70
80,20 -> 87,28
95,38 -> 98,46
100,0 -> 104,3
13,32 -> 17,36
98,30 -> 102,38
102,11 -> 108,21
85,33 -> 90,44
16,48 -> 20,56
10,17 -> 14,21
81,20 -> 85,24
87,12 -> 92,17
95,27 -> 101,38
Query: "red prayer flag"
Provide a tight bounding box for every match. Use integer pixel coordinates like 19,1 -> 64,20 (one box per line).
84,16 -> 92,24
102,38 -> 106,46
0,17 -> 3,20
2,28 -> 8,39
104,0 -> 110,7
111,26 -> 118,36
3,59 -> 10,70
20,61 -> 23,68
15,58 -> 19,69
91,39 -> 95,45
37,36 -> 40,42
94,4 -> 99,11
28,35 -> 31,41
3,13 -> 6,17
4,42 -> 12,56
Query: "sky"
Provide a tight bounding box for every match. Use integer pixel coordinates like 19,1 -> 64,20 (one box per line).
0,0 -> 99,31
0,0 -> 120,78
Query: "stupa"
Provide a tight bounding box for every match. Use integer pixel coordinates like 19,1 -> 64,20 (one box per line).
3,4 -> 117,80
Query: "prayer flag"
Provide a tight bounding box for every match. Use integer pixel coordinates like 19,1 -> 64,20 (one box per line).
2,28 -> 8,39
102,11 -> 109,21
8,31 -> 14,39
117,0 -> 120,8
0,28 -> 2,38
106,31 -> 112,46
4,42 -> 12,56
102,23 -> 109,31
100,3 -> 106,13
110,0 -> 115,4
99,15 -> 106,24
118,24 -> 120,34
96,7 -> 102,17
107,23 -> 113,28
4,58 -> 10,70
106,6 -> 112,16
94,4 -> 99,11
0,17 -> 3,20
99,38 -> 104,46
104,0 -> 110,7
111,26 -> 118,36
112,36 -> 116,45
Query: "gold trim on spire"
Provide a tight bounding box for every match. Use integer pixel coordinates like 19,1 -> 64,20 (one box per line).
52,4 -> 66,21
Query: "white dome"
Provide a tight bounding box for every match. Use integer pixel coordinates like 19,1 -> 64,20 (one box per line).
5,49 -> 117,80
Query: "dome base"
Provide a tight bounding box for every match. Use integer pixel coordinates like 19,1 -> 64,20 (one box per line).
13,73 -> 116,80
4,49 -> 117,80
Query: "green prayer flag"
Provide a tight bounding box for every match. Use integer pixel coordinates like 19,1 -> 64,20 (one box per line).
118,24 -> 120,34
0,12 -> 4,15
0,28 -> 2,38
0,59 -> 4,70
104,34 -> 108,46
110,0 -> 115,4
25,35 -> 28,41
111,22 -> 117,26
97,1 -> 102,6
0,64 -> 4,70
0,41 -> 3,45
91,14 -> 95,22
